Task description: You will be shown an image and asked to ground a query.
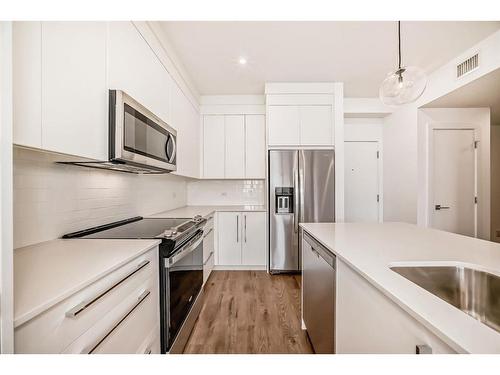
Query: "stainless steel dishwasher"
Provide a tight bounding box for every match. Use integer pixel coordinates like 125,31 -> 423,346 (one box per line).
302,231 -> 336,354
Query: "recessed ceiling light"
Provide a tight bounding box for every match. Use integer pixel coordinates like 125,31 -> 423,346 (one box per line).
238,57 -> 247,65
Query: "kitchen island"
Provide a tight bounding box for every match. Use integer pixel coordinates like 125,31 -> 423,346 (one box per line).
300,222 -> 500,354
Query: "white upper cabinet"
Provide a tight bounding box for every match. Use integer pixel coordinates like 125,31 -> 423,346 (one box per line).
267,104 -> 334,147
299,105 -> 333,145
245,115 -> 266,179
13,22 -> 42,149
267,105 -> 300,146
171,82 -> 200,179
203,115 -> 225,179
224,115 -> 245,179
107,22 -> 172,125
41,22 -> 108,160
202,114 -> 266,179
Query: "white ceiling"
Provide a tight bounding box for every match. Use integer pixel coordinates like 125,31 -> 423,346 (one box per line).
424,67 -> 500,124
159,21 -> 500,97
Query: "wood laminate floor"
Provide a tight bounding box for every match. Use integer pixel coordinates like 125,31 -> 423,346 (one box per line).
183,271 -> 313,354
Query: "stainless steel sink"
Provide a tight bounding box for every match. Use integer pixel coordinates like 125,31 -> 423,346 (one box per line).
390,265 -> 500,334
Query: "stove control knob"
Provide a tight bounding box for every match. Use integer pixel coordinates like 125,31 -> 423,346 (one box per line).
193,215 -> 203,223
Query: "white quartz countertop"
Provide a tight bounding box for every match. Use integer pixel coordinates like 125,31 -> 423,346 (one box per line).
299,222 -> 500,354
148,205 -> 266,219
14,238 -> 160,327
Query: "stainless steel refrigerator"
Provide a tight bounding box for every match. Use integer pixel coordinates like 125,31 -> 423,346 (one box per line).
269,150 -> 335,273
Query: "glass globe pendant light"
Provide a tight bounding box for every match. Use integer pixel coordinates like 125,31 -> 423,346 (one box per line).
379,21 -> 427,105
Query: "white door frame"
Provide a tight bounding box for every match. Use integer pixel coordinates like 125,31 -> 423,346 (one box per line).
418,108 -> 490,240
427,125 -> 478,237
0,21 -> 14,353
344,140 -> 383,222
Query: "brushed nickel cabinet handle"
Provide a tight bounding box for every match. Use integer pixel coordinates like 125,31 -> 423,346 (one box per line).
244,215 -> 247,243
66,259 -> 150,318
236,215 -> 239,243
82,290 -> 151,354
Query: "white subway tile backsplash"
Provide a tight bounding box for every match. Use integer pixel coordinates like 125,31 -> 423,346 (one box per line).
187,179 -> 265,206
13,147 -> 188,248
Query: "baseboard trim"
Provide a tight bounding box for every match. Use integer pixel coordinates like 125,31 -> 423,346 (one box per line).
213,265 -> 266,271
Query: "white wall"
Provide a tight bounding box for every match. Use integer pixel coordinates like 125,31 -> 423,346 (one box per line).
13,147 -> 188,249
383,105 -> 419,223
491,125 -> 500,242
0,21 -> 14,354
383,29 -> 500,223
187,180 -> 265,206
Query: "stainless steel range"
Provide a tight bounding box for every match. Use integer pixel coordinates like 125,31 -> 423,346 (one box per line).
63,215 -> 207,353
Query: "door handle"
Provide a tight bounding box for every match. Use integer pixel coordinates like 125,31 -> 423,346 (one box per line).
435,205 -> 450,211
236,215 -> 239,242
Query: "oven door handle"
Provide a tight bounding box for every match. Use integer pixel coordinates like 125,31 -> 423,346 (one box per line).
165,232 -> 204,268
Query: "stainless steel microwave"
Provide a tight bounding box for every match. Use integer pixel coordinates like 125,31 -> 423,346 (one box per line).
62,90 -> 177,174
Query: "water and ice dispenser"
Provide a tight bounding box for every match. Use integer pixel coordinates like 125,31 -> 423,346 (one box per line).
275,187 -> 294,214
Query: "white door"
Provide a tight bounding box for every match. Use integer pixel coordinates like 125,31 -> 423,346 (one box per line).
241,212 -> 266,266
224,115 -> 245,178
217,212 -> 242,265
299,105 -> 333,146
245,115 -> 266,179
431,129 -> 476,237
344,142 -> 380,222
203,115 -> 225,178
267,105 -> 300,146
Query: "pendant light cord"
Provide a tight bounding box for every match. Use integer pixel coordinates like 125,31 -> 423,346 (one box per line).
398,21 -> 402,70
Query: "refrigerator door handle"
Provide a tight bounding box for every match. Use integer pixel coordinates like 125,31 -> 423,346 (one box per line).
293,166 -> 299,233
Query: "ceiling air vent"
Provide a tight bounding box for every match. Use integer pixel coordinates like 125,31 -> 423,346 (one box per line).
456,53 -> 479,78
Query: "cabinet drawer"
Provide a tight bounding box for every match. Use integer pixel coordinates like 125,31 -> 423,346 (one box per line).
15,248 -> 158,353
203,227 -> 214,263
203,251 -> 215,284
63,277 -> 159,354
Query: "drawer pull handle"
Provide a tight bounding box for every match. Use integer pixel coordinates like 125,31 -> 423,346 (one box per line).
203,228 -> 213,238
203,251 -> 214,266
82,290 -> 151,354
66,259 -> 150,319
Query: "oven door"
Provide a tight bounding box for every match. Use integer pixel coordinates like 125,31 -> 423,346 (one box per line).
164,231 -> 203,352
110,90 -> 177,172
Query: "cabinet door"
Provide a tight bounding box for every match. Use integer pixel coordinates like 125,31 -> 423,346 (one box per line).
41,22 -> 108,160
225,115 -> 245,178
203,115 -> 225,178
107,22 -> 171,124
245,115 -> 266,179
241,212 -> 266,266
13,21 -> 42,148
171,82 -> 200,178
267,105 -> 300,146
217,212 -> 242,265
299,105 -> 333,146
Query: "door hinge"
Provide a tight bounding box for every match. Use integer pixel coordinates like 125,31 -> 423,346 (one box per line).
474,141 -> 479,149
376,194 -> 380,202
376,151 -> 380,159
475,196 -> 478,204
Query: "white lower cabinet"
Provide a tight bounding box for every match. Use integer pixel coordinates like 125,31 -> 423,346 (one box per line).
217,212 -> 266,267
15,246 -> 160,354
336,259 -> 457,354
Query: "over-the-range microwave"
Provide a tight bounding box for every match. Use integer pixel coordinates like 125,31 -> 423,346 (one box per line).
61,90 -> 177,174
